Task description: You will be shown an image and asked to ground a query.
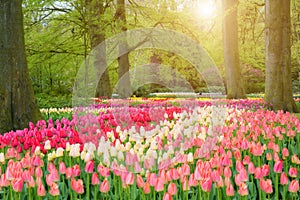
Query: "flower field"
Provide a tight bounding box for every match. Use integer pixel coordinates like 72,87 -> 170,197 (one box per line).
0,98 -> 300,199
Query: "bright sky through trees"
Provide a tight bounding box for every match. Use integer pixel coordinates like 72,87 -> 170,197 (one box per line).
195,0 -> 217,19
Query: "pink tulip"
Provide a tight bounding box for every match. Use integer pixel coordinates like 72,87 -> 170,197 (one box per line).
12,178 -> 23,192
201,178 -> 212,192
282,148 -> 289,159
72,164 -> 81,177
289,167 -> 298,178
66,167 -> 72,179
136,174 -> 145,188
260,179 -> 273,194
280,172 -> 288,185
91,172 -> 100,185
291,154 -> 300,164
37,183 -> 46,196
261,164 -> 270,177
125,172 -> 134,185
49,182 -> 60,196
248,162 -> 255,174
35,166 -> 43,178
155,177 -> 165,192
226,183 -> 235,196
100,179 -> 110,193
97,164 -> 110,177
238,183 -> 248,196
224,166 -> 232,177
143,182 -> 151,194
71,178 -> 84,194
288,180 -> 299,193
85,160 -> 94,173
273,160 -> 283,173
168,182 -> 177,195
59,162 -> 66,174
163,192 -> 172,200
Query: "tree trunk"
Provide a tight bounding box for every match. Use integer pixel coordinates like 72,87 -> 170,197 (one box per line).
86,0 -> 112,98
116,0 -> 131,98
265,0 -> 298,112
222,0 -> 246,99
0,0 -> 41,133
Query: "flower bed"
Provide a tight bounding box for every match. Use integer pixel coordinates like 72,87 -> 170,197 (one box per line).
0,99 -> 299,199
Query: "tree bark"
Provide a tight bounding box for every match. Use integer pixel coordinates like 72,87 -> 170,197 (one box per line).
86,0 -> 112,98
116,0 -> 131,98
0,0 -> 41,133
222,0 -> 246,99
265,0 -> 298,112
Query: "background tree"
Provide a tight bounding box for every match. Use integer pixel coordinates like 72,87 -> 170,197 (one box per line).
115,0 -> 131,98
222,0 -> 245,99
86,0 -> 112,98
0,0 -> 41,133
265,0 -> 298,112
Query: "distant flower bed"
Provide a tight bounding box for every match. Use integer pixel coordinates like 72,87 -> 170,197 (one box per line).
1,99 -> 298,199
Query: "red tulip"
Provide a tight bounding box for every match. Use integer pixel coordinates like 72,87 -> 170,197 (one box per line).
288,180 -> 299,193
100,179 -> 110,193
273,160 -> 283,173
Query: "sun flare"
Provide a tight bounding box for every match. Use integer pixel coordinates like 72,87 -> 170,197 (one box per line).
195,1 -> 216,19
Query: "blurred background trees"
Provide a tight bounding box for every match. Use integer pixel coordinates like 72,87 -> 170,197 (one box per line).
19,0 -> 299,107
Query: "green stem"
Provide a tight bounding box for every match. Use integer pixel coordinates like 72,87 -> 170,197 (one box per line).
28,187 -> 32,200
275,173 -> 279,200
198,185 -> 201,200
257,179 -> 262,200
94,185 -> 97,200
86,174 -> 90,200
283,185 -> 286,200
9,185 -> 12,200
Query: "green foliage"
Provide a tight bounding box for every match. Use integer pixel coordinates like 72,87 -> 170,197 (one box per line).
36,93 -> 72,108
22,0 -> 300,104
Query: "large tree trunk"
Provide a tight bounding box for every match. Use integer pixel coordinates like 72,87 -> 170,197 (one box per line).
0,0 -> 41,133
116,0 -> 131,98
265,0 -> 298,112
222,0 -> 246,99
86,0 -> 112,98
